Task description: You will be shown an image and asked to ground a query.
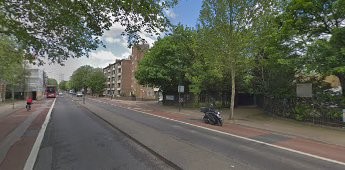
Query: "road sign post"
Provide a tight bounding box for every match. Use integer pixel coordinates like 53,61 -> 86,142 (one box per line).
178,85 -> 184,112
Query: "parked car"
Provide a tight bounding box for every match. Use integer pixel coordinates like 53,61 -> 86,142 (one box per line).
76,92 -> 83,97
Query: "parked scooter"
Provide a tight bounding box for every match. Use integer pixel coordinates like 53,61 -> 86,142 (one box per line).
200,104 -> 223,126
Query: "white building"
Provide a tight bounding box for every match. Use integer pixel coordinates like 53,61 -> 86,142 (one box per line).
25,61 -> 46,100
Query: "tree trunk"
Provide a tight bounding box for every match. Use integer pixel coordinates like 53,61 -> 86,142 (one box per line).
12,85 -> 15,109
229,67 -> 236,120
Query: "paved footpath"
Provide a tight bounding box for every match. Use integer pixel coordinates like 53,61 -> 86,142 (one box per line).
90,97 -> 345,165
0,99 -> 54,170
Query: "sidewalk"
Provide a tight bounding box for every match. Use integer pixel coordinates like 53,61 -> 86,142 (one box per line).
91,97 -> 345,163
151,103 -> 345,147
0,100 -> 26,119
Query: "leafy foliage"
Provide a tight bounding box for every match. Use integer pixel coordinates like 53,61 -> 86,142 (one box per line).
70,65 -> 106,95
59,81 -> 68,91
0,0 -> 177,64
135,25 -> 196,93
88,68 -> 106,95
70,65 -> 93,91
0,35 -> 25,87
48,78 -> 58,86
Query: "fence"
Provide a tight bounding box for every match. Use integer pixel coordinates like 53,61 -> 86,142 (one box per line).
262,96 -> 345,127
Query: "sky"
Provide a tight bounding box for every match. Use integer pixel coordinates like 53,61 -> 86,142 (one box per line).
43,0 -> 203,82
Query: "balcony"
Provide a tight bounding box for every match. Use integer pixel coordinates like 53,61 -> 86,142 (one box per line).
117,80 -> 121,83
107,88 -> 110,90
118,65 -> 121,69
117,88 -> 121,91
117,72 -> 121,76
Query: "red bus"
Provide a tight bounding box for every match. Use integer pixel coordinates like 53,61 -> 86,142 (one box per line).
46,85 -> 57,98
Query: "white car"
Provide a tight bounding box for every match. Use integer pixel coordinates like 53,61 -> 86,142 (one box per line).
76,92 -> 83,97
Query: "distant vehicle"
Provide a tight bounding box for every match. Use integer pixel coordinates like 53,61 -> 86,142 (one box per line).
46,85 -> 57,98
58,92 -> 63,96
69,90 -> 74,94
76,92 -> 83,97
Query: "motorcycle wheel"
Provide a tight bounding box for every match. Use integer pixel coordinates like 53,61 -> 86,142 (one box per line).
203,116 -> 209,124
218,119 -> 223,126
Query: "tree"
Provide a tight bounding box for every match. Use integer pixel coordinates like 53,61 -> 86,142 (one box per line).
70,65 -> 93,91
0,0 -> 177,64
281,0 -> 345,95
59,80 -> 68,91
47,78 -> 58,86
0,35 -> 26,104
135,25 -> 196,95
88,68 -> 106,95
198,0 -> 262,119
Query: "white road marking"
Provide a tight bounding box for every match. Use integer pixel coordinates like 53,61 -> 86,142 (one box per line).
87,97 -> 345,166
89,98 -> 345,166
24,98 -> 56,170
135,110 -> 345,166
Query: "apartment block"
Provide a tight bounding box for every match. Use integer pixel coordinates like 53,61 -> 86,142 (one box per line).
103,63 -> 116,96
103,44 -> 157,100
103,59 -> 133,97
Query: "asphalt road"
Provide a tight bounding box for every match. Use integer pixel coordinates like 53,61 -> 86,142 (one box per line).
34,96 -> 173,170
86,98 -> 345,170
34,95 -> 345,170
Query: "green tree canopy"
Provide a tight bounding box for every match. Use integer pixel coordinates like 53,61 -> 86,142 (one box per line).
280,0 -> 345,95
0,35 -> 25,87
135,25 -> 196,94
70,65 -> 93,91
47,78 -> 58,86
59,80 -> 68,91
88,68 -> 106,95
197,0 -> 264,119
0,0 -> 177,64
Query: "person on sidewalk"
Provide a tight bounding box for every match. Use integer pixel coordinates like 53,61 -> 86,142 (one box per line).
26,96 -> 33,110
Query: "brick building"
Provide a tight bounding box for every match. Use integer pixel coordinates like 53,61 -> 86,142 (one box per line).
103,59 -> 133,97
130,44 -> 156,100
103,44 -> 157,100
103,63 -> 116,96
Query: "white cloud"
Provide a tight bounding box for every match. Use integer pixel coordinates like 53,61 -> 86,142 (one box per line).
42,19 -> 164,82
164,8 -> 177,19
104,37 -> 121,43
88,50 -> 131,65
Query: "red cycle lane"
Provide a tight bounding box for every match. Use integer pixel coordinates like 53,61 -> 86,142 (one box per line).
0,99 -> 54,170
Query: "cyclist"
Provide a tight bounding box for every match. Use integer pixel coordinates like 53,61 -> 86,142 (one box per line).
26,96 -> 33,111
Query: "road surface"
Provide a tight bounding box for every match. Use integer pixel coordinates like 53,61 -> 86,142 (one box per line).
34,96 -> 345,169
34,96 -> 173,170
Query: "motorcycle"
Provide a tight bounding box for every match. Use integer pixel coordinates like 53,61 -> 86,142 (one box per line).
200,105 -> 223,126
